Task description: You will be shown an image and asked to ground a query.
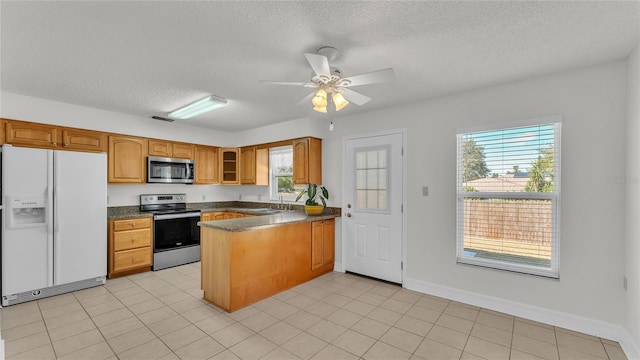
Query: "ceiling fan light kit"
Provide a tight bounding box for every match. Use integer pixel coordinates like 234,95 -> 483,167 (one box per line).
168,95 -> 228,120
312,88 -> 328,113
261,46 -> 395,114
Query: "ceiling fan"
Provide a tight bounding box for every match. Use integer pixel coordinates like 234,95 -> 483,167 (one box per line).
260,46 -> 395,113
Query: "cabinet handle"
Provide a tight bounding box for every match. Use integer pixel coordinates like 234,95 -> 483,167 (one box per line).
130,223 -> 135,227
52,142 -> 57,146
63,143 -> 69,147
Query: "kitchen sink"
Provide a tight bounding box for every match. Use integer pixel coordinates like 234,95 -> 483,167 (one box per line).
249,208 -> 281,214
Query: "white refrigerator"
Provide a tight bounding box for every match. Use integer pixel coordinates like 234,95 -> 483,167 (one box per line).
1,145 -> 107,306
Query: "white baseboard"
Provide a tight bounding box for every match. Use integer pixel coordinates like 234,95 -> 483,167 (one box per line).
404,277 -> 640,360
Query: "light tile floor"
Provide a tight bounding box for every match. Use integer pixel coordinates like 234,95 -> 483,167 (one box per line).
0,262 -> 628,360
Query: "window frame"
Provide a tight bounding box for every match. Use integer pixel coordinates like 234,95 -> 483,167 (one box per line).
269,145 -> 300,202
455,116 -> 562,278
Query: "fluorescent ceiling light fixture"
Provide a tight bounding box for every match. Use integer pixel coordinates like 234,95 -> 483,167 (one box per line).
168,95 -> 227,119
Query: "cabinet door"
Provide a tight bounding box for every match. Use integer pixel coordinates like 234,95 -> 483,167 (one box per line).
292,138 -> 309,184
6,121 -> 59,149
148,139 -> 172,157
201,212 -> 214,222
240,146 -> 256,184
323,219 -> 335,266
220,148 -> 239,184
62,128 -> 107,152
108,135 -> 147,183
255,148 -> 269,186
293,137 -> 322,185
195,146 -> 219,184
311,221 -> 325,270
172,143 -> 194,159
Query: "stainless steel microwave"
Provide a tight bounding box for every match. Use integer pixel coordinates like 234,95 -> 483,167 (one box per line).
147,157 -> 195,184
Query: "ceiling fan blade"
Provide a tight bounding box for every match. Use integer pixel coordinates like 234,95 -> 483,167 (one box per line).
260,80 -> 316,87
304,53 -> 331,77
342,68 -> 395,87
297,91 -> 316,105
342,88 -> 371,106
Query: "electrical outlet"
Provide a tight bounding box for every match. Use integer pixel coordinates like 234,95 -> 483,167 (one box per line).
202,195 -> 206,201
422,186 -> 429,196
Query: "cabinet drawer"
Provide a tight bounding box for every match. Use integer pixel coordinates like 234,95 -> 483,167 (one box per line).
113,229 -> 151,251
113,247 -> 151,272
113,217 -> 151,231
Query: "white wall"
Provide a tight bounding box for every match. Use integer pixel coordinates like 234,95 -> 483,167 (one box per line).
229,62 -> 630,341
0,92 -> 233,146
1,62 -> 635,353
626,42 -> 640,358
320,63 -> 627,336
0,92 -> 247,206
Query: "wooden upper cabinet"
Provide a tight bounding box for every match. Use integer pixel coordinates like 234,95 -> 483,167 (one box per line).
108,135 -> 147,184
4,120 -> 106,152
256,148 -> 269,186
240,146 -> 269,185
148,140 -> 194,159
240,146 -> 256,184
148,140 -> 172,157
6,121 -> 59,149
172,143 -> 194,159
293,137 -> 322,184
220,148 -> 240,184
195,145 -> 219,184
61,128 -> 106,152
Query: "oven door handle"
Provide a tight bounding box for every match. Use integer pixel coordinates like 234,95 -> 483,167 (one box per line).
154,212 -> 201,220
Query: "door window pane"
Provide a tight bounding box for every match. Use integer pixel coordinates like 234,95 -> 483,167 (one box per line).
355,147 -> 390,210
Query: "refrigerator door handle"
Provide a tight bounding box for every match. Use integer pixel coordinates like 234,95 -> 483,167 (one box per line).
47,150 -> 55,287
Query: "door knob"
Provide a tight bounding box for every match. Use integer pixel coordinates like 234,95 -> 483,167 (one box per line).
346,213 -> 352,217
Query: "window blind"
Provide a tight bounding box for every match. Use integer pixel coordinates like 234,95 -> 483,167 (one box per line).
456,120 -> 561,278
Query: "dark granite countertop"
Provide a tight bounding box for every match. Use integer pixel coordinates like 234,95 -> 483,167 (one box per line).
198,210 -> 338,232
108,201 -> 341,221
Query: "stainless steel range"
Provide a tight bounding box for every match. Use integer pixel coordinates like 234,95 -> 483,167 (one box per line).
140,194 -> 201,270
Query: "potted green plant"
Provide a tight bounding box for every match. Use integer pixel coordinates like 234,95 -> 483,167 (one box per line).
295,184 -> 329,215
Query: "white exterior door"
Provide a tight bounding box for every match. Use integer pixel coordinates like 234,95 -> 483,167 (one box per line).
343,131 -> 404,283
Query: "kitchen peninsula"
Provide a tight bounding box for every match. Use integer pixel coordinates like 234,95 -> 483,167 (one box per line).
198,211 -> 338,312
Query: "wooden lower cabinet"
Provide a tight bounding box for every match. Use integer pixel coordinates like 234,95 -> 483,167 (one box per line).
108,217 -> 152,278
200,220 -> 335,312
201,211 -> 252,221
311,219 -> 335,270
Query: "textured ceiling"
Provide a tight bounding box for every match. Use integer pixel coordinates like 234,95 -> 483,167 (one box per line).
1,1 -> 639,132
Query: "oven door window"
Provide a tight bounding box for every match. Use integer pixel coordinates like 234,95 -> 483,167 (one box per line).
154,216 -> 200,251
